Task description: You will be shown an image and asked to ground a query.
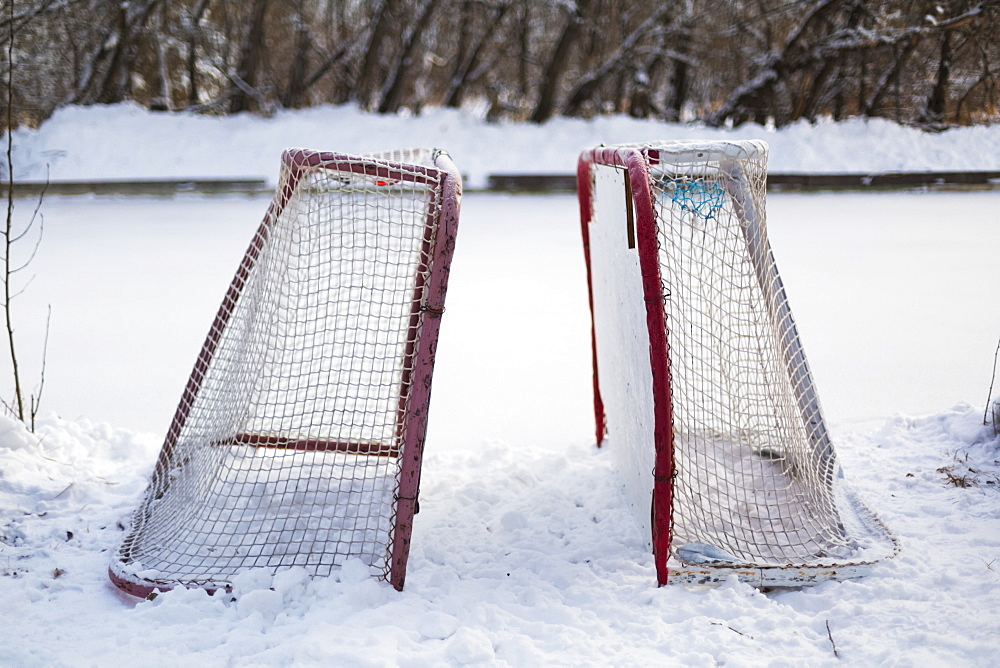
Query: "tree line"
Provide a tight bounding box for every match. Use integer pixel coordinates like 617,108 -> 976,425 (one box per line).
3,0 -> 998,131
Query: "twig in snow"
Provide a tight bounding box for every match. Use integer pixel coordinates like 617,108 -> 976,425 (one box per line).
710,621 -> 752,639
826,620 -> 840,659
51,482 -> 73,500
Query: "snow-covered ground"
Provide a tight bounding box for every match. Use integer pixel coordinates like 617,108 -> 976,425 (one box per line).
1,104 -> 999,666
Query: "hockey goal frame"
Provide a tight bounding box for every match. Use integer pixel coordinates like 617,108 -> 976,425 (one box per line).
577,141 -> 896,587
109,148 -> 461,597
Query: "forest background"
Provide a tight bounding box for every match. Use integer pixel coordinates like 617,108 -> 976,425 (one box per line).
3,0 -> 999,133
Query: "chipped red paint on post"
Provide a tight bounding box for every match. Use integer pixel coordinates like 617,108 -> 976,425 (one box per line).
388,151 -> 462,591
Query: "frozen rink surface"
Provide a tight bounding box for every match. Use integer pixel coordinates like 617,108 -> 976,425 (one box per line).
7,189 -> 998,446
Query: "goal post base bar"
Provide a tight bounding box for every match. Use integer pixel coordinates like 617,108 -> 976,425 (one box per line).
108,568 -> 231,600
668,563 -> 876,589
215,434 -> 399,456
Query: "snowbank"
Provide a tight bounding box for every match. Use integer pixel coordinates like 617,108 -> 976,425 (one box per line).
9,103 -> 1000,189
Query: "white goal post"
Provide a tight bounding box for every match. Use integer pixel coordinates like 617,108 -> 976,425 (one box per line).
577,140 -> 897,586
110,148 -> 462,597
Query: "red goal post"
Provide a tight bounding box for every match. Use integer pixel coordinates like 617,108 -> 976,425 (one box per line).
577,146 -> 675,584
110,148 -> 461,597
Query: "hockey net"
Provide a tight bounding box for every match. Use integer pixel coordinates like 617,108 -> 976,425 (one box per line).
110,148 -> 461,597
578,140 -> 897,586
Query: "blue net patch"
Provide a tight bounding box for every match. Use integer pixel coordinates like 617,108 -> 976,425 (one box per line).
664,179 -> 726,219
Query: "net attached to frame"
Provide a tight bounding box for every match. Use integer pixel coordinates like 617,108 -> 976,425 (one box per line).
111,148 -> 457,596
585,140 -> 897,586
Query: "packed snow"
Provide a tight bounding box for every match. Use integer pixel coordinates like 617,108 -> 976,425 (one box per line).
1,104 -> 999,666
9,102 -> 1000,189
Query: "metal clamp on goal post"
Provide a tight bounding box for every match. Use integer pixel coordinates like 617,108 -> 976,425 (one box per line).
420,304 -> 446,316
395,493 -> 420,514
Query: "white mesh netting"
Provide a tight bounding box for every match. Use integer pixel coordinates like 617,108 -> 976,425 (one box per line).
588,164 -> 657,544
585,141 -> 897,585
111,148 -> 459,595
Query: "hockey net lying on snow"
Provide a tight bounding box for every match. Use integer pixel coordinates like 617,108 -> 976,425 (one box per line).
577,140 -> 897,587
110,148 -> 461,597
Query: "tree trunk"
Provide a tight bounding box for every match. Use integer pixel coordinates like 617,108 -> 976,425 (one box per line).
862,37 -> 920,117
628,71 -> 652,118
97,0 -> 161,104
356,0 -> 399,110
791,59 -> 836,121
282,0 -> 311,108
186,0 -> 210,107
149,4 -> 171,111
560,7 -> 670,118
444,2 -> 508,109
445,0 -> 474,107
921,29 -> 953,126
378,0 -> 439,114
530,0 -> 591,124
667,57 -> 688,122
96,2 -> 131,104
229,0 -> 269,114
67,0 -> 161,106
517,0 -> 530,100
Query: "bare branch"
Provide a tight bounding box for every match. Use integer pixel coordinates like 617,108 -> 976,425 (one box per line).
985,337 -> 1000,425
561,6 -> 676,117
10,165 -> 46,245
29,304 -> 50,431
225,68 -> 270,112
300,30 -> 368,93
7,273 -> 37,300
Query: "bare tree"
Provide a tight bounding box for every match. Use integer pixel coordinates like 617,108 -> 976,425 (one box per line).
2,0 -> 999,134
3,0 -> 48,430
